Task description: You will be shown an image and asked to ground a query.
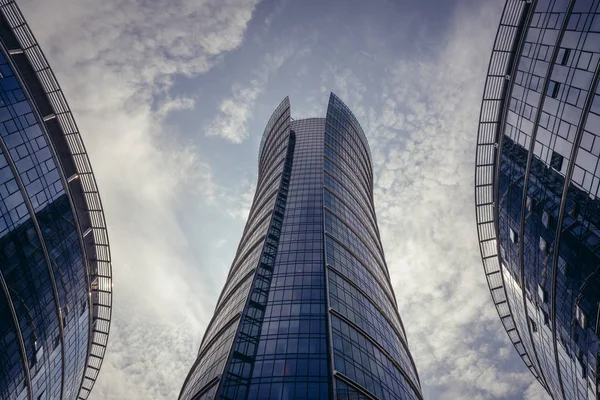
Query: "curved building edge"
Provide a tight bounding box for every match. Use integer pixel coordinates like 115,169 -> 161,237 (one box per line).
474,0 -> 544,386
324,94 -> 421,392
476,1 -> 600,398
0,2 -> 113,399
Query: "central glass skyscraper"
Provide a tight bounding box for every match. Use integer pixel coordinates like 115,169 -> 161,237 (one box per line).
179,94 -> 422,400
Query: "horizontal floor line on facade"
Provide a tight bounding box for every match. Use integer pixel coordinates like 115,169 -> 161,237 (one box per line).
333,371 -> 378,400
329,307 -> 419,392
327,264 -> 407,347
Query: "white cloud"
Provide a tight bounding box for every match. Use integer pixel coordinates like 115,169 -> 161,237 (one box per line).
341,1 -> 552,399
205,43 -> 302,143
206,78 -> 266,143
14,0 -> 556,398
223,176 -> 257,220
524,380 -> 552,400
22,0 -> 261,89
19,0 -> 261,398
321,65 -> 367,119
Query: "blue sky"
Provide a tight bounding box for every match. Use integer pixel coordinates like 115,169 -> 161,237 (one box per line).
20,0 -> 551,398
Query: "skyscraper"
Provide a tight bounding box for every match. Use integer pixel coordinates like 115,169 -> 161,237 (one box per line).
179,94 -> 422,400
0,2 -> 112,400
475,1 -> 600,399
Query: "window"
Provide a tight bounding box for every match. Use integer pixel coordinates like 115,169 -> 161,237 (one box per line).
538,45 -> 549,61
529,75 -> 541,91
509,228 -> 519,244
547,13 -> 560,29
542,210 -> 552,228
567,87 -> 581,106
33,340 -> 43,365
570,202 -> 581,218
578,51 -> 592,70
526,196 -> 534,212
597,304 -> 600,337
542,310 -> 550,325
547,80 -> 560,98
559,257 -> 572,277
557,48 -> 570,65
539,236 -> 548,254
538,284 -> 548,303
551,150 -> 564,171
575,304 -> 587,328
529,317 -> 538,332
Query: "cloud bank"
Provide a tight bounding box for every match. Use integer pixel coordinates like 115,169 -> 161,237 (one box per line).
20,0 -> 261,397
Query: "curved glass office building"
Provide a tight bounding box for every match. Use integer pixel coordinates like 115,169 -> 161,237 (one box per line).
179,93 -> 422,400
475,0 -> 600,399
0,2 -> 112,400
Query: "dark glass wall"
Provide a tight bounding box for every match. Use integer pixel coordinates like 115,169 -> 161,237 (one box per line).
324,94 -> 421,400
180,94 -> 422,400
179,97 -> 293,400
0,2 -> 112,399
476,1 -> 600,399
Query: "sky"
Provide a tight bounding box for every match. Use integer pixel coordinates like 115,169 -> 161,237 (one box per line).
18,0 -> 553,399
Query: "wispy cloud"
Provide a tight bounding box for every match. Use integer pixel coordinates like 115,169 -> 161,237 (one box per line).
300,4 -> 548,398
524,381 -> 552,400
315,0 -> 549,398
350,2 -> 551,399
205,77 -> 267,143
205,43 -> 306,143
20,0 -> 261,398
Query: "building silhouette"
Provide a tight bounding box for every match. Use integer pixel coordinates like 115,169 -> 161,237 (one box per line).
475,0 -> 600,398
0,2 -> 112,399
179,94 -> 422,400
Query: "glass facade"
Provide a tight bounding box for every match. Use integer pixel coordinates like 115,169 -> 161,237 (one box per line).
179,94 -> 422,400
0,2 -> 112,400
475,1 -> 600,399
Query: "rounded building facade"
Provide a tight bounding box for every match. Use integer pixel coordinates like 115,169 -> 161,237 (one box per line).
0,2 -> 112,400
179,94 -> 422,400
476,0 -> 600,399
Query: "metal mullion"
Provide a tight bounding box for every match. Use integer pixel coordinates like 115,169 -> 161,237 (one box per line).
548,17 -> 600,399
324,205 -> 386,277
324,155 -> 377,225
514,2 -> 578,396
0,123 -> 66,399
